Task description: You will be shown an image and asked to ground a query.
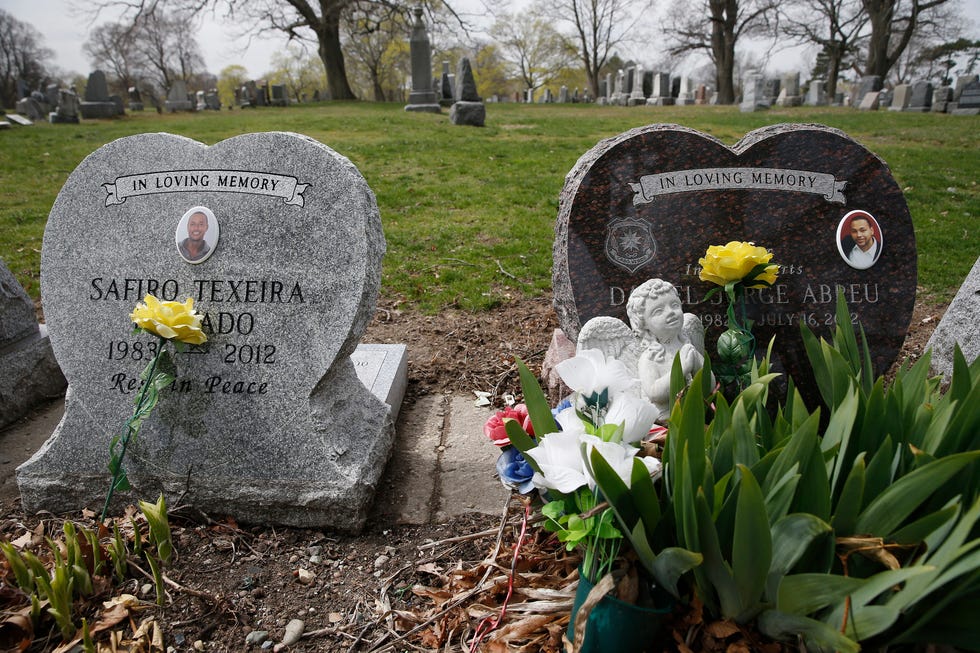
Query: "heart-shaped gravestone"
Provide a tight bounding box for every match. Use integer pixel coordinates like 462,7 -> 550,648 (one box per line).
18,132 -> 392,531
554,124 -> 916,402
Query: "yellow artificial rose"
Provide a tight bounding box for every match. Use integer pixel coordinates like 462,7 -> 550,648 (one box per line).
698,241 -> 779,288
130,294 -> 207,345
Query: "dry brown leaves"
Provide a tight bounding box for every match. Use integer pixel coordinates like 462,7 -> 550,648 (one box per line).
381,503 -> 578,653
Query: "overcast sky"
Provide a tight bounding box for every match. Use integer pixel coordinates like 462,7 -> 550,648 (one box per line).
6,0 -> 980,81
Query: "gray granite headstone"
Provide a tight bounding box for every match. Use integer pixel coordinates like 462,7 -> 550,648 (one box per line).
905,81 -> 932,111
0,260 -> 67,429
926,257 -> 980,381
450,57 -> 485,126
951,80 -> 980,115
889,84 -> 911,111
18,132 -> 395,531
165,80 -> 194,112
931,86 -> 953,113
270,84 -> 289,106
858,91 -> 881,110
405,6 -> 440,113
80,70 -> 119,119
853,75 -> 882,107
777,72 -> 802,106
953,75 -> 978,101
647,72 -> 673,106
49,88 -> 80,124
806,79 -> 827,107
740,71 -> 768,112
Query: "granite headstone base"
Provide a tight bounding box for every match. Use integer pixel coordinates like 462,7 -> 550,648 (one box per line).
351,344 -> 408,421
925,256 -> 980,381
49,112 -> 79,124
18,358 -> 394,530
165,100 -> 194,112
79,102 -> 118,119
450,101 -> 486,126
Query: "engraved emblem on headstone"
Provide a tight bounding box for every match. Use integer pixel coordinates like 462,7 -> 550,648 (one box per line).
605,216 -> 656,273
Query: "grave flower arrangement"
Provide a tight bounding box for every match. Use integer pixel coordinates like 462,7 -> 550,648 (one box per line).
101,294 -> 207,522
699,240 -> 779,390
484,296 -> 980,653
485,349 -> 665,586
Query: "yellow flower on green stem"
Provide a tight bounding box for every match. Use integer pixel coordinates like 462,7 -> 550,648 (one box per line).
698,241 -> 778,287
130,294 -> 207,345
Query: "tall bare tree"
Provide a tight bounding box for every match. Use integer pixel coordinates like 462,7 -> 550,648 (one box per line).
862,0 -> 953,79
84,22 -> 144,93
132,8 -> 205,91
780,0 -> 865,98
665,0 -> 779,104
0,9 -> 52,108
545,0 -> 652,98
491,9 -> 577,94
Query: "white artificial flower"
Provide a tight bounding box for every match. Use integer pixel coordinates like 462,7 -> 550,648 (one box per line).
555,349 -> 639,400
526,430 -> 589,494
604,394 -> 661,443
582,435 -> 663,489
553,406 -> 587,436
581,435 -> 638,489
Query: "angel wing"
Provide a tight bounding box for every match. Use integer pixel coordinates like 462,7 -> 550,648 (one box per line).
682,312 -> 706,356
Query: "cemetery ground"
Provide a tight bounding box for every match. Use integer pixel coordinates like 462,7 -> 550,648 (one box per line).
0,103 -> 976,651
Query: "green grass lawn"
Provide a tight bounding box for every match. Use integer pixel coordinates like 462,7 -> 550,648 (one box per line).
1,103 -> 976,309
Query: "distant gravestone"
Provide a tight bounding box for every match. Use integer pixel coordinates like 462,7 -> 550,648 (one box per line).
17,132 -> 401,531
405,6 -> 440,113
740,71 -> 768,112
80,70 -> 119,119
128,87 -> 143,111
853,75 -> 882,107
878,88 -> 894,109
49,88 -> 80,124
205,91 -> 221,111
951,80 -> 980,115
889,84 -> 911,111
165,80 -> 194,112
553,123 -> 916,404
777,72 -> 802,106
932,86 -> 953,113
195,90 -> 207,111
647,73 -> 673,106
450,57 -> 485,126
270,84 -> 289,106
925,257 -> 980,381
559,85 -> 569,103
0,260 -> 67,429
677,76 -> 695,105
629,66 -> 646,105
764,78 -> 781,105
953,74 -> 978,102
858,91 -> 881,110
15,97 -> 45,121
905,81 -> 932,111
439,61 -> 453,106
6,113 -> 33,126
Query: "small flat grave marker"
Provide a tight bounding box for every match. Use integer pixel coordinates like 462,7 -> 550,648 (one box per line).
553,123 -> 916,402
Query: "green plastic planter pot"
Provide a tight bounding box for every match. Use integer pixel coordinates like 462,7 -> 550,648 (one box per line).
565,570 -> 672,653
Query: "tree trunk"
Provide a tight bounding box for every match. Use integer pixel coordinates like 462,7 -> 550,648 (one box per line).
710,0 -> 737,104
316,12 -> 356,100
827,42 -> 842,99
863,0 -> 895,77
371,72 -> 386,102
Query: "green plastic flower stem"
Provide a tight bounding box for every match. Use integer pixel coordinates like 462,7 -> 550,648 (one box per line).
100,335 -> 167,524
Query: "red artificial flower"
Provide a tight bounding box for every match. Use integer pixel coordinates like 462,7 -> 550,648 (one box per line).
484,403 -> 534,447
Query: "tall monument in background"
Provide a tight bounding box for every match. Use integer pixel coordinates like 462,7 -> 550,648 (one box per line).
404,6 -> 440,113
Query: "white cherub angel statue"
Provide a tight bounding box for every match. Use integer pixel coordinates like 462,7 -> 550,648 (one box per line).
578,279 -> 707,422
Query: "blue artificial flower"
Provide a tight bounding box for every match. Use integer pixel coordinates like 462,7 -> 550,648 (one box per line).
551,397 -> 574,425
496,446 -> 536,494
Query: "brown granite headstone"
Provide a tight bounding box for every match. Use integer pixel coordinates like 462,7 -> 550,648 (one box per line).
554,123 -> 916,402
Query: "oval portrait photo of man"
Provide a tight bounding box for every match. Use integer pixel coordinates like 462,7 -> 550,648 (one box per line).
836,209 -> 883,270
175,206 -> 219,264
